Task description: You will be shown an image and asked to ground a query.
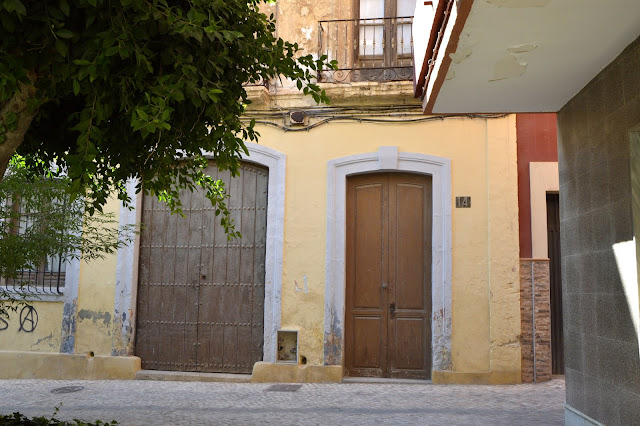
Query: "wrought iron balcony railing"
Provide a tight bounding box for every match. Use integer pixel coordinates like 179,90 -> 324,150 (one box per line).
318,16 -> 414,83
243,77 -> 269,89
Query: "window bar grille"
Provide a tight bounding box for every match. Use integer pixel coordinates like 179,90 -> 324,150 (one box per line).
2,196 -> 66,296
372,20 -> 377,68
318,22 -> 324,65
333,25 -> 340,66
390,18 -> 394,63
344,20 -> 348,71
400,17 -> 404,55
55,255 -> 63,293
411,19 -> 415,64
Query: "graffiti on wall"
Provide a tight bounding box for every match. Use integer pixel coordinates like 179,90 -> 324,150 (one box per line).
19,306 -> 38,332
0,305 -> 38,333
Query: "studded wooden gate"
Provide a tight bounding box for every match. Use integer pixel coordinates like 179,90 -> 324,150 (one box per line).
135,161 -> 268,374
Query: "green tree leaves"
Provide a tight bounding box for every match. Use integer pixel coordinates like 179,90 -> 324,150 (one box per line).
0,0 -> 333,235
0,157 -> 136,318
2,0 -> 26,15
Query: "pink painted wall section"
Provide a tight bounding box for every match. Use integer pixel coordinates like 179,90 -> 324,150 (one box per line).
517,113 -> 558,258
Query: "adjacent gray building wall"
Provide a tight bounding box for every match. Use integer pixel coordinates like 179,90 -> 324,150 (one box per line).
558,35 -> 640,425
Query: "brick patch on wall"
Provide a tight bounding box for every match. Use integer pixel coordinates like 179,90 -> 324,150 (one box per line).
520,259 -> 551,383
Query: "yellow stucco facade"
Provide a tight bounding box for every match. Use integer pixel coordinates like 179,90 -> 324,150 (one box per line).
0,302 -> 63,353
75,224 -> 120,358
0,0 -> 523,383
1,110 -> 522,383
252,114 -> 521,383
0,196 -> 141,379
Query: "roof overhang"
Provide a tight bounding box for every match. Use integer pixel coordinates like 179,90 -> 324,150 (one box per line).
413,0 -> 640,113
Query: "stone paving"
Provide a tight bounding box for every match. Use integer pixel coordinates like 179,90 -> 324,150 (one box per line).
0,377 -> 565,425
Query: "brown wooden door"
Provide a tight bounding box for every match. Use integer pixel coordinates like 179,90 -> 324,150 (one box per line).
135,161 -> 268,374
345,172 -> 432,379
547,193 -> 563,375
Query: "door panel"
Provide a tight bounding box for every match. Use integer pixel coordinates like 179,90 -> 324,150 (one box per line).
388,174 -> 432,379
345,172 -> 432,379
394,183 -> 426,311
353,183 -> 385,309
353,316 -> 384,368
392,318 -> 426,370
136,161 -> 268,374
186,184 -> 204,371
346,175 -> 388,376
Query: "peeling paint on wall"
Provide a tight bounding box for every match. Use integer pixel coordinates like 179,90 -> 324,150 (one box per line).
485,0 -> 550,7
446,68 -> 456,80
301,26 -> 313,41
77,309 -> 112,325
111,309 -> 135,356
490,55 -> 527,81
323,305 -> 342,366
449,32 -> 475,66
508,44 -> 537,53
294,276 -> 310,293
60,300 -> 77,354
33,333 -> 53,346
432,308 -> 453,370
449,47 -> 472,64
113,188 -> 141,357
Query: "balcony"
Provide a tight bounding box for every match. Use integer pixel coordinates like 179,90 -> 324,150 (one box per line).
243,77 -> 269,89
318,16 -> 414,83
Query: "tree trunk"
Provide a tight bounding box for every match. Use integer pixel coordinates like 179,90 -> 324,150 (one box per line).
0,81 -> 38,180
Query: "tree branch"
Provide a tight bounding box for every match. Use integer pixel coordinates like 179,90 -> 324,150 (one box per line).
0,78 -> 38,180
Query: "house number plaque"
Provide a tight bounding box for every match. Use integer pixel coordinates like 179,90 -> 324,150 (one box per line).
456,196 -> 471,208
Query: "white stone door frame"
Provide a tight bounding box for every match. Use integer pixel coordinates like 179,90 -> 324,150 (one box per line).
323,146 -> 453,372
114,142 -> 286,363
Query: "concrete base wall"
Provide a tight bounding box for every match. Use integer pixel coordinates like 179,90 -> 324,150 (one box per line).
0,351 -> 141,380
432,370 -> 521,385
565,404 -> 604,426
251,362 -> 343,383
520,259 -> 552,383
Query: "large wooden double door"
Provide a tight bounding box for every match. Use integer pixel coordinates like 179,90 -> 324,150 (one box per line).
135,161 -> 268,374
345,172 -> 432,379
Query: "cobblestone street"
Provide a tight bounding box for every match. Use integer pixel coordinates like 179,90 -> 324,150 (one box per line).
0,377 -> 565,425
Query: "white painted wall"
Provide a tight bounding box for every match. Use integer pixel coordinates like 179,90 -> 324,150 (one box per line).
429,0 -> 640,112
529,162 -> 559,259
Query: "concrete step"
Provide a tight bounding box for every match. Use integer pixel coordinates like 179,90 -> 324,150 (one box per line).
136,370 -> 252,383
341,377 -> 432,385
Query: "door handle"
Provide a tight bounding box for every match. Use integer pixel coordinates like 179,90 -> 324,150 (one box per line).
389,303 -> 396,318
381,282 -> 388,289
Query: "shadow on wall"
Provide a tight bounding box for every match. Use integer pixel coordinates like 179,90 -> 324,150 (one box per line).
627,130 -> 640,358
